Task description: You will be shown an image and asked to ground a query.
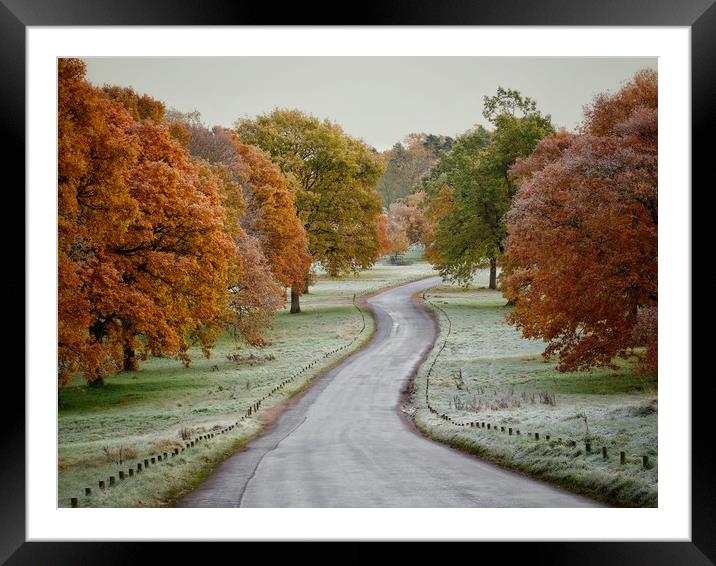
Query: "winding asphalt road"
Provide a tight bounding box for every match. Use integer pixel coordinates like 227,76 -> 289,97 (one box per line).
178,277 -> 599,507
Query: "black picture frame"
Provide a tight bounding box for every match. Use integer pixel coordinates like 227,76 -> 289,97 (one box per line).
6,0 -> 708,563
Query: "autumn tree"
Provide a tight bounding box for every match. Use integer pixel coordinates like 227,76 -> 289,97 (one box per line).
58,59 -> 236,384
175,118 -> 311,317
59,59 -> 138,384
384,191 -> 430,261
396,191 -> 431,245
106,103 -> 286,345
101,85 -> 166,124
230,139 -> 311,297
423,89 -> 553,288
386,215 -> 409,261
228,231 -> 285,345
236,109 -> 385,312
377,133 -> 452,205
375,213 -> 393,258
502,70 -> 658,373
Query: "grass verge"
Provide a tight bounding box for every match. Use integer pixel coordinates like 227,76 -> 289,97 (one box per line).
58,259 -> 436,507
410,273 -> 657,508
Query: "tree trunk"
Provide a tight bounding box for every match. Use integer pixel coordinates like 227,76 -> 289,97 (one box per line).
290,286 -> 301,314
120,324 -> 138,371
489,257 -> 497,290
302,274 -> 310,295
89,320 -> 107,386
123,343 -> 137,372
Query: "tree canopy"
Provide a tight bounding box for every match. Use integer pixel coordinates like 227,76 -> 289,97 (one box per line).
236,109 -> 386,311
58,59 -> 658,387
58,59 -> 237,383
381,192 -> 429,261
176,120 -> 311,292
502,70 -> 658,373
422,89 -> 553,287
376,132 -> 453,206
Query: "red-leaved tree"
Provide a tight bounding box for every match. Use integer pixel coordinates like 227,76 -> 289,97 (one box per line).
502,70 -> 657,373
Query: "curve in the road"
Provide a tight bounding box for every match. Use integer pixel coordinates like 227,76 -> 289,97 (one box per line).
177,277 -> 601,507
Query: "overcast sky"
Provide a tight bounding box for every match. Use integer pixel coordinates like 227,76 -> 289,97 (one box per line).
83,57 -> 656,151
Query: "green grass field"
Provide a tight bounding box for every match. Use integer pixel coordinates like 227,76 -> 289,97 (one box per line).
411,272 -> 658,507
60,254 -> 655,508
58,257 -> 437,507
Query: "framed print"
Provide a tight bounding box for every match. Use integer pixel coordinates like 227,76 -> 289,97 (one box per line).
8,0 -> 709,562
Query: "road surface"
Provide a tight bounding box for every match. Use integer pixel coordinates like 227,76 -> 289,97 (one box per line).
178,277 -> 600,507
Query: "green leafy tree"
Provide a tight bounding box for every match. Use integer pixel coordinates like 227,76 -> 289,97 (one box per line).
428,126 -> 502,285
236,109 -> 385,313
482,87 -> 555,198
425,88 -> 553,288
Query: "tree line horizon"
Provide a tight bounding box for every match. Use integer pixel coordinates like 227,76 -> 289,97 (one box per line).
58,59 -> 657,386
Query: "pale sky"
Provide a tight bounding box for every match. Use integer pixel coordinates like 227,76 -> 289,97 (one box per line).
83,57 -> 657,151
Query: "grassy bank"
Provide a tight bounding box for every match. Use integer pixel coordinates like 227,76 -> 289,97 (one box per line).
411,272 -> 657,507
58,258 -> 437,507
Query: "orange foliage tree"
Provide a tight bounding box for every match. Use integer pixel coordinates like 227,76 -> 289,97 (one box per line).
99,89 -> 285,346
502,70 -> 657,373
177,121 -> 311,318
375,213 -> 393,257
58,59 -> 236,384
230,138 -> 311,292
384,191 -> 430,260
101,85 -> 166,124
388,192 -> 430,245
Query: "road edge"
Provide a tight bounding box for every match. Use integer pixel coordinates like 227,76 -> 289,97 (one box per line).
169,273 -> 434,507
405,286 -> 619,508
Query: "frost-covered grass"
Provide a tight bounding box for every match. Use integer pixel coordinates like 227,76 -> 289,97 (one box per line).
307,256 -> 436,301
58,259 -> 434,508
412,274 -> 658,508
